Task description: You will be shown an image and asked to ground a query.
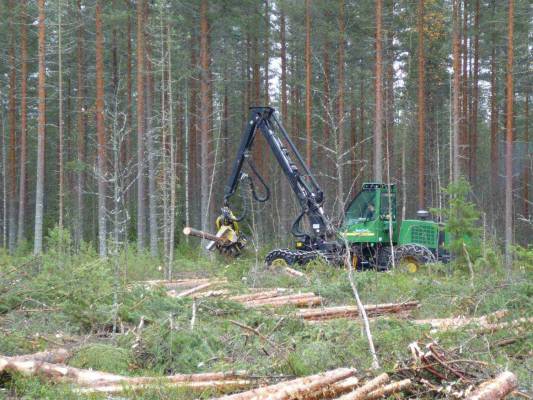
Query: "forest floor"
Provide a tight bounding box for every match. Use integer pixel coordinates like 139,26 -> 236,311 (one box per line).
0,244 -> 531,399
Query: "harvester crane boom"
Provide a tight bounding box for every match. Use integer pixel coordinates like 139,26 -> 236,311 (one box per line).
224,107 -> 335,246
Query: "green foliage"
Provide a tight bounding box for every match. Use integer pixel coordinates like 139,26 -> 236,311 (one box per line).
431,177 -> 482,262
69,344 -> 132,374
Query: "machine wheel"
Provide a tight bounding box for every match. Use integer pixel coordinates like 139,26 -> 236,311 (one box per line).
389,244 -> 436,273
265,249 -> 330,267
265,249 -> 298,267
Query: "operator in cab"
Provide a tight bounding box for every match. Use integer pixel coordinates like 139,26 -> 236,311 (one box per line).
366,203 -> 375,220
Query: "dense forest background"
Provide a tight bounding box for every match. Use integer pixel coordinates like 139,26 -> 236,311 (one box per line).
0,0 -> 530,261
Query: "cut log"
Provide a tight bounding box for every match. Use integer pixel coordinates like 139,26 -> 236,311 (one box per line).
140,278 -> 212,288
170,282 -> 214,298
473,318 -> 533,335
465,371 -> 518,400
0,355 -> 251,392
365,378 -> 412,399
335,373 -> 390,400
243,293 -> 322,309
298,302 -> 419,321
216,367 -> 356,400
284,267 -> 306,278
229,289 -> 290,302
8,349 -> 70,365
306,376 -> 360,400
76,379 -> 252,394
412,310 -> 509,331
191,289 -> 231,299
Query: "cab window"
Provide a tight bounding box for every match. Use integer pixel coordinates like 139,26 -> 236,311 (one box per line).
345,189 -> 377,222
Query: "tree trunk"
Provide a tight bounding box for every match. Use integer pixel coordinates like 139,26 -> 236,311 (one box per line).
452,0 -> 461,181
75,0 -> 86,246
95,0 -> 107,257
136,0 -> 146,250
305,0 -> 312,167
504,0 -> 514,267
337,0 -> 345,210
490,0 -> 498,199
125,3 -> 132,187
263,0 -> 269,105
188,33 -> 198,229
417,0 -> 425,209
34,0 -> 46,255
470,0 -> 480,183
199,0 -> 211,235
461,0 -> 469,174
374,0 -> 383,182
58,0 -> 64,229
17,0 -> 28,246
145,15 -> 158,258
7,0 -> 17,253
524,91 -> 529,217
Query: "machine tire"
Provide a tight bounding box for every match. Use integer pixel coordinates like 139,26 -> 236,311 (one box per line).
265,249 -> 297,267
388,244 -> 436,273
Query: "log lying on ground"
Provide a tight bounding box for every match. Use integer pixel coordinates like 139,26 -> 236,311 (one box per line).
284,267 -> 306,278
0,355 -> 252,393
216,368 -> 356,400
191,289 -> 231,299
365,378 -> 412,400
335,373 -> 390,400
305,376 -> 360,400
243,293 -> 322,309
412,310 -> 509,331
473,317 -> 533,335
297,301 -> 419,321
229,289 -> 291,302
465,371 -> 518,400
77,379 -> 252,394
0,349 -> 70,371
139,278 -> 212,289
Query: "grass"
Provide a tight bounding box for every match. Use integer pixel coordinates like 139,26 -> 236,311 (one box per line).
0,240 -> 531,399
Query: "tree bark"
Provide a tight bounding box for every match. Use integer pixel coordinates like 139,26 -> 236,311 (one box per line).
470,0 -> 480,183
136,0 -> 146,250
337,0 -> 346,210
524,91 -> 529,217
75,0 -> 86,246
461,0 -> 469,174
490,0 -> 498,199
145,12 -> 158,257
465,372 -> 517,400
199,0 -> 211,235
34,0 -> 46,255
7,0 -> 17,253
17,0 -> 28,246
374,0 -> 383,182
452,0 -> 461,181
504,0 -> 514,267
417,0 -> 425,209
58,0 -> 64,229
305,0 -> 312,167
95,0 -> 107,257
263,0 -> 269,105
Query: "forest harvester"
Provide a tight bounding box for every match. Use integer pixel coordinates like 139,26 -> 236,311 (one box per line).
183,107 -> 451,272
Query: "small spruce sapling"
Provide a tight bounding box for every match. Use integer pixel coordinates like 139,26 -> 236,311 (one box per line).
431,177 -> 481,264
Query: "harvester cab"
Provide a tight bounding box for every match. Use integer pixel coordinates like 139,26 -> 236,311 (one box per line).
342,183 -> 398,245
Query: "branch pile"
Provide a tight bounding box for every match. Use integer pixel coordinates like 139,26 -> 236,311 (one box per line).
297,301 -> 419,322
393,341 -> 518,399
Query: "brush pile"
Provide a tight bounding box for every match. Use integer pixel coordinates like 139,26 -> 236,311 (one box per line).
392,341 -> 518,399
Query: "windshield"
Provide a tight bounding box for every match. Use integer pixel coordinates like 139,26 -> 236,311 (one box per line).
345,189 -> 377,222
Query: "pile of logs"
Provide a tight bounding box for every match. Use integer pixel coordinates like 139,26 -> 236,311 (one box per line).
297,301 -> 419,322
1,344 -> 521,399
0,350 -> 253,395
